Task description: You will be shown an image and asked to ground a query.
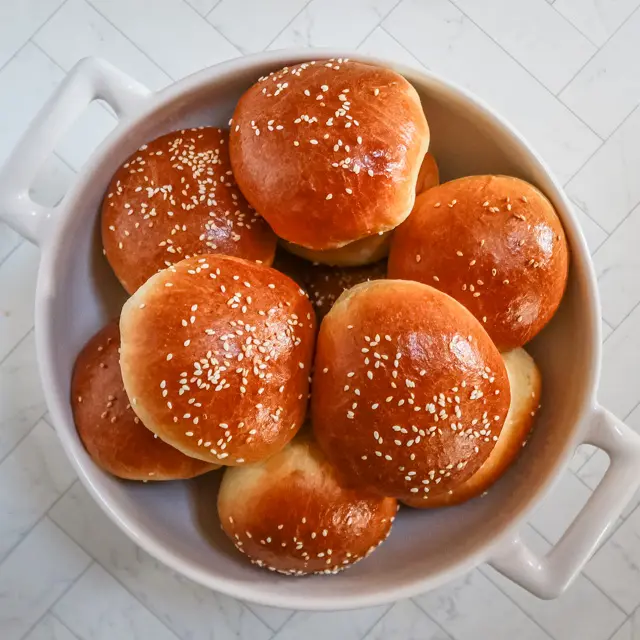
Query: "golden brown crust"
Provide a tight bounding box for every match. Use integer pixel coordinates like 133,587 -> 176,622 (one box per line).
415,152 -> 439,195
119,255 -> 316,466
271,251 -> 387,321
311,280 -> 510,503
71,321 -> 217,481
218,432 -> 397,575
102,127 -> 277,294
229,59 -> 429,251
281,231 -> 391,267
388,175 -> 569,350
403,347 -> 541,508
304,261 -> 387,321
270,249 -> 310,290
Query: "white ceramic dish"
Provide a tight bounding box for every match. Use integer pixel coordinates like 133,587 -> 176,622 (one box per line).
1,50 -> 639,611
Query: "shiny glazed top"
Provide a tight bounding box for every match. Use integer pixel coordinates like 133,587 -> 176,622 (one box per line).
388,175 -> 569,350
229,59 -> 429,250
312,279 -> 511,503
102,127 -> 277,294
119,254 -> 316,465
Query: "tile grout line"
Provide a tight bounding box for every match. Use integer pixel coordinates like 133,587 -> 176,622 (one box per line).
593,196 -> 640,255
349,603 -> 394,640
80,0 -> 177,82
17,557 -> 93,640
263,0 -> 313,50
563,100 -> 640,193
0,475 -> 76,570
605,614 -> 630,640
475,566 -> 557,639
0,407 -> 48,467
548,0 -> 601,48
378,25 -> 430,69
482,559 -> 627,635
29,0 -> 72,43
179,0 -> 243,57
575,395 -> 640,474
0,237 -> 25,270
203,0 -> 223,20
0,325 -> 34,369
45,484 -> 267,640
44,486 -> 183,636
598,278 -> 640,334
30,38 -> 126,125
48,611 -> 83,640
255,609 -> 294,635
523,519 -> 628,618
555,3 -> 640,97
0,0 -> 69,76
568,197 -> 610,241
445,0 -> 604,142
394,600 -> 452,640
582,572 -> 629,617
413,575 -> 554,640
354,0 -> 404,50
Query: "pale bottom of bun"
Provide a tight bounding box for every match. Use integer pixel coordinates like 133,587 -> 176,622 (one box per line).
402,347 -> 541,509
415,152 -> 440,195
281,231 -> 392,267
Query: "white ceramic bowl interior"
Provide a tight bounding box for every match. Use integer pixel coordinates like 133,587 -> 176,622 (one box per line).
2,50 -> 640,610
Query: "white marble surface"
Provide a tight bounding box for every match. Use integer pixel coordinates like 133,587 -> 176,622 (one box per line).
0,0 -> 639,638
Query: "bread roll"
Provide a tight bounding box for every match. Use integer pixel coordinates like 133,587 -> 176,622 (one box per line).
415,152 -> 439,195
281,230 -> 391,267
218,432 -> 397,575
102,127 -> 277,293
304,260 -> 387,321
119,254 -> 316,466
229,59 -> 429,252
312,280 -> 510,503
388,175 -> 569,350
272,251 -> 387,320
404,347 -> 541,508
71,321 -> 216,481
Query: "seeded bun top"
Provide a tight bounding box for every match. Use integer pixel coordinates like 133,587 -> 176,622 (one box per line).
230,59 -> 429,251
119,254 -> 316,466
312,279 -> 511,503
102,127 -> 277,293
388,175 -> 569,350
218,432 -> 397,576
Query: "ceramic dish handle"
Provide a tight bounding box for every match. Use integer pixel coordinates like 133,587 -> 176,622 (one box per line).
0,57 -> 150,246
489,405 -> 640,598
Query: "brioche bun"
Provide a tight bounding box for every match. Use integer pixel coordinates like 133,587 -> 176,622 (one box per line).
102,127 -> 277,293
272,251 -> 387,320
229,59 -> 429,251
304,260 -> 387,320
218,432 -> 397,575
119,254 -> 316,466
415,152 -> 439,194
71,321 -> 216,481
404,347 -> 541,508
388,175 -> 569,350
281,230 -> 391,267
312,279 -> 510,503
